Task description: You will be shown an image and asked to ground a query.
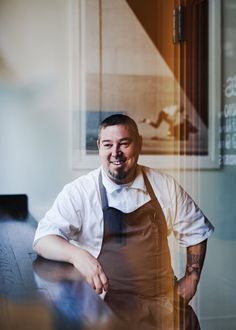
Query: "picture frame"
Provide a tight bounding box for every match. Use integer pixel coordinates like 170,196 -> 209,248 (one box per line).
69,0 -> 221,170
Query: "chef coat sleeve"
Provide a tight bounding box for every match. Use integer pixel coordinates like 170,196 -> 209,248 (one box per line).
33,184 -> 83,247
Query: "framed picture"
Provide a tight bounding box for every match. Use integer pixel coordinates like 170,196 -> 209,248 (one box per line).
69,0 -> 221,170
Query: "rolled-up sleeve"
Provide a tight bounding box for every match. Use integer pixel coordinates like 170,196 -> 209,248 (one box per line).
169,178 -> 214,247
33,185 -> 82,247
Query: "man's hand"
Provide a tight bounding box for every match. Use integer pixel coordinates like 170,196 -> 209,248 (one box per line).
70,249 -> 108,294
177,273 -> 198,304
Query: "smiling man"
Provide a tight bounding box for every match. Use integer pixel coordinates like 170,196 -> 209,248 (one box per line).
97,116 -> 142,183
33,114 -> 214,330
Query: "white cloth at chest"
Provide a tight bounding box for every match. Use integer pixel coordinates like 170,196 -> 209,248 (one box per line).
101,168 -> 151,213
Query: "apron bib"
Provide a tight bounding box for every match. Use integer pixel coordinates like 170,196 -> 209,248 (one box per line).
98,171 -> 173,297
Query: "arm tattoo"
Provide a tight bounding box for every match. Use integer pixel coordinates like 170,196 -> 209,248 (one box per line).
186,253 -> 205,277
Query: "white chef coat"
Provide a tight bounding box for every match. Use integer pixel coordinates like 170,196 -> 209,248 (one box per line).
33,165 -> 214,258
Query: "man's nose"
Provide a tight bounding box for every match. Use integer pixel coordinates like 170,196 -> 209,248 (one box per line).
111,144 -> 121,157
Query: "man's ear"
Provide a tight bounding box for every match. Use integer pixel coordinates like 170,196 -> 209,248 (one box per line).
97,139 -> 100,150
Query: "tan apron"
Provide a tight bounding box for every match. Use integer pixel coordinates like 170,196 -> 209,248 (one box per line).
98,171 -> 200,330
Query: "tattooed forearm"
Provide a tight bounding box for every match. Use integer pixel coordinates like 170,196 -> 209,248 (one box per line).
186,254 -> 205,276
186,240 -> 207,279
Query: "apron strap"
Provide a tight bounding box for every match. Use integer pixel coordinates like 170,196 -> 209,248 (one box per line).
142,170 -> 158,202
99,170 -> 124,243
142,170 -> 169,236
99,171 -> 109,210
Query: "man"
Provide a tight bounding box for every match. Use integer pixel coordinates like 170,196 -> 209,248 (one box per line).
33,114 -> 214,329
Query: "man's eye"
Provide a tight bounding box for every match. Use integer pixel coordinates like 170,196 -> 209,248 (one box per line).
120,142 -> 129,147
103,144 -> 112,148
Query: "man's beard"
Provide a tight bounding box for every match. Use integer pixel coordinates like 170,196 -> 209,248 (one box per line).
108,168 -> 128,182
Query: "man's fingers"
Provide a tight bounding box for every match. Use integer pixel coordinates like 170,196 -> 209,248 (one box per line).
99,272 -> 108,291
92,270 -> 108,294
93,274 -> 103,294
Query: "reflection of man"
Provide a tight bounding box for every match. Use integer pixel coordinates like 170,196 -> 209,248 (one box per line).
33,114 -> 214,329
141,105 -> 198,140
33,258 -> 113,328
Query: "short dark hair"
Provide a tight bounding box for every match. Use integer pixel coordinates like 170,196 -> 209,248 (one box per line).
98,114 -> 140,141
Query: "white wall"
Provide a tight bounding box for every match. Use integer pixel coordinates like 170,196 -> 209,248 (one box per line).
0,0 -> 83,218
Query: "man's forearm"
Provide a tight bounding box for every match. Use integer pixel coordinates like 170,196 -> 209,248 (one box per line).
186,239 -> 207,282
177,239 -> 207,303
33,235 -> 80,264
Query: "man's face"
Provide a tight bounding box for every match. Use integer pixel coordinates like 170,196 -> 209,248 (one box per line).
97,124 -> 142,184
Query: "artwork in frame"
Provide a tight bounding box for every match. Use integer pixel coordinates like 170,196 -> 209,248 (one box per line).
69,0 -> 221,170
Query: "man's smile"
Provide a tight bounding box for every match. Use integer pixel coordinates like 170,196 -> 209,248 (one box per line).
110,159 -> 126,166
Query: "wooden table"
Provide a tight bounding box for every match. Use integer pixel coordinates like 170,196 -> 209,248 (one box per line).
0,216 -> 118,330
